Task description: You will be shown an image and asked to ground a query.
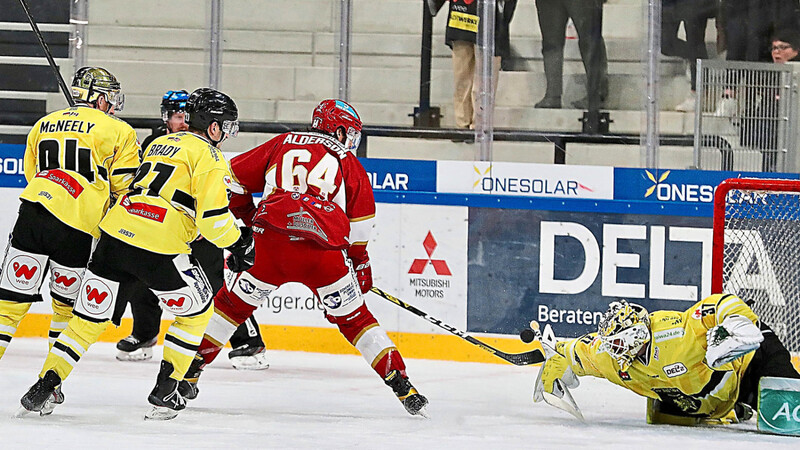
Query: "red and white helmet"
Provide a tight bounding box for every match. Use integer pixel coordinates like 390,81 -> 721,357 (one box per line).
311,99 -> 362,151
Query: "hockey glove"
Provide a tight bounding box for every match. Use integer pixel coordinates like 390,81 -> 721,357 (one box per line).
348,246 -> 373,294
226,227 -> 255,273
705,315 -> 764,369
534,352 -> 580,402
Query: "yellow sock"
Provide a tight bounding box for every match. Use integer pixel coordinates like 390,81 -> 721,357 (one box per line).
0,300 -> 32,360
162,307 -> 213,380
41,315 -> 109,381
49,299 -> 73,350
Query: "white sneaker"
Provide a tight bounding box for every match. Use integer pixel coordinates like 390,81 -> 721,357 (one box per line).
675,93 -> 696,112
713,97 -> 737,117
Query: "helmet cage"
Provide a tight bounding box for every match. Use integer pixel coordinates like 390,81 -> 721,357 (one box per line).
71,67 -> 124,111
160,90 -> 190,122
311,99 -> 362,151
597,300 -> 650,369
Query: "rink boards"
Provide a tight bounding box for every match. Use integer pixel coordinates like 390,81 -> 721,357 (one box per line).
1,148 -> 798,364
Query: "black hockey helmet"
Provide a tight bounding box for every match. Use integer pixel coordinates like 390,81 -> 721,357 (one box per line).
184,87 -> 239,138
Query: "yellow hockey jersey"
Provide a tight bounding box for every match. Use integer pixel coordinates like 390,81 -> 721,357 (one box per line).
99,132 -> 241,254
22,106 -> 141,237
558,294 -> 758,418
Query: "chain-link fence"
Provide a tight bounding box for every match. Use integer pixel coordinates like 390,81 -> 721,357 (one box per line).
694,60 -> 799,173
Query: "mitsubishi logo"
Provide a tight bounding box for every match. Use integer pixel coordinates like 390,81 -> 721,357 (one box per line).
408,231 -> 452,276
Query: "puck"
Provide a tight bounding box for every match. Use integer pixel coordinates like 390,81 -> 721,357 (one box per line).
520,328 -> 535,343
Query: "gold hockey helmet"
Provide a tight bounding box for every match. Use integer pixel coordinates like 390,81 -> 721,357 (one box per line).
71,67 -> 125,111
597,300 -> 651,370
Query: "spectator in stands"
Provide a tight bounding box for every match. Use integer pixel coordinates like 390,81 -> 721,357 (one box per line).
721,0 -> 800,63
661,0 -> 717,112
770,29 -> 800,63
437,0 -> 517,131
737,30 -> 800,172
534,0 -> 608,110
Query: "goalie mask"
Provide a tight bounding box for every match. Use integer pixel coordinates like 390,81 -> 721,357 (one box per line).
597,300 -> 651,370
311,99 -> 362,151
71,67 -> 125,111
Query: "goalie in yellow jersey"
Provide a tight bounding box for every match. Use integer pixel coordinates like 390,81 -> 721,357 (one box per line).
17,88 -> 255,421
534,294 -> 800,424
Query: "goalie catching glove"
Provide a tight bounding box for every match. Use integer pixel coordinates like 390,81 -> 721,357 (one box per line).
705,314 -> 763,369
534,343 -> 580,402
226,227 -> 255,272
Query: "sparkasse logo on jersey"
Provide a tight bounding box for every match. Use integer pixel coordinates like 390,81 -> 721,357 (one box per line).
408,231 -> 451,299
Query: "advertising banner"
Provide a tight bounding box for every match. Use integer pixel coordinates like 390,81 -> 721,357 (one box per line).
467,207 -> 713,338
359,158 -> 436,193
0,144 -> 26,188
613,168 -> 798,204
437,161 -> 613,199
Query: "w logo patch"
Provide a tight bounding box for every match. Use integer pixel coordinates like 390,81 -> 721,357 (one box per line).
86,286 -> 108,304
13,262 -> 37,280
166,297 -> 186,308
55,272 -> 78,287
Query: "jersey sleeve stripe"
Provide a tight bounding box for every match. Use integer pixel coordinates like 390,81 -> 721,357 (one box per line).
716,295 -> 745,320
202,206 -> 229,218
171,190 -> 196,215
97,166 -> 108,180
350,213 -> 376,223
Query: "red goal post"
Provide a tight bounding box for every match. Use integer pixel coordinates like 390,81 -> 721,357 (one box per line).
712,177 -> 800,360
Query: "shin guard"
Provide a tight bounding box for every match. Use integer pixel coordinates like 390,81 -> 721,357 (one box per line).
0,300 -> 31,359
332,303 -> 407,378
42,315 -> 108,381
162,306 -> 213,380
198,287 -> 257,367
49,299 -> 73,349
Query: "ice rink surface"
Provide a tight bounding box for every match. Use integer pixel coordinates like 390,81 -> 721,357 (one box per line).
0,339 -> 798,449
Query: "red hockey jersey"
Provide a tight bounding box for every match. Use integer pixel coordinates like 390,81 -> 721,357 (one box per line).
229,131 -> 376,252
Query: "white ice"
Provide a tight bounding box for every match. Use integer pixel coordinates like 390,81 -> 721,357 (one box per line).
0,338 -> 798,449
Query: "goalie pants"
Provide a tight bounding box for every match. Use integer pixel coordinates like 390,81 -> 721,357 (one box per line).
123,238 -> 263,349
197,227 -> 408,380
737,322 -> 800,408
41,233 -> 213,383
0,201 -> 93,360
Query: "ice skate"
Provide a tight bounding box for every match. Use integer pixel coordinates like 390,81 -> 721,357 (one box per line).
179,355 -> 204,401
116,335 -> 157,361
229,342 -> 269,370
384,370 -> 429,418
144,361 -> 186,420
17,370 -> 62,417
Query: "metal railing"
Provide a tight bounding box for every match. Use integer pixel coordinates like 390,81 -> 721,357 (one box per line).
121,117 -> 693,164
694,60 -> 800,173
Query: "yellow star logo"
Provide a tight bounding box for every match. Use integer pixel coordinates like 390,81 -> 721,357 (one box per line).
473,164 -> 492,189
644,170 -> 670,197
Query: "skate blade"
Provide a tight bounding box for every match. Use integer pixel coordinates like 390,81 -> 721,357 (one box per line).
144,406 -> 179,421
116,347 -> 154,362
12,406 -> 33,418
230,354 -> 269,370
414,406 -> 431,419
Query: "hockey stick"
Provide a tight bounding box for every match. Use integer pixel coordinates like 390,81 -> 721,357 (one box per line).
17,0 -> 75,107
529,321 -> 585,421
369,286 -> 545,366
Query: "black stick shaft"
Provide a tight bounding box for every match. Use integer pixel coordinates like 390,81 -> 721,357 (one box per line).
18,0 -> 75,107
370,286 -> 544,365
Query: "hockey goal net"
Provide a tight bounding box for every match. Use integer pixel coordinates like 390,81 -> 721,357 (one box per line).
712,178 -> 800,364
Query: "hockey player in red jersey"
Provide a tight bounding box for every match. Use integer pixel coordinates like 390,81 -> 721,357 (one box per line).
184,99 -> 429,416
